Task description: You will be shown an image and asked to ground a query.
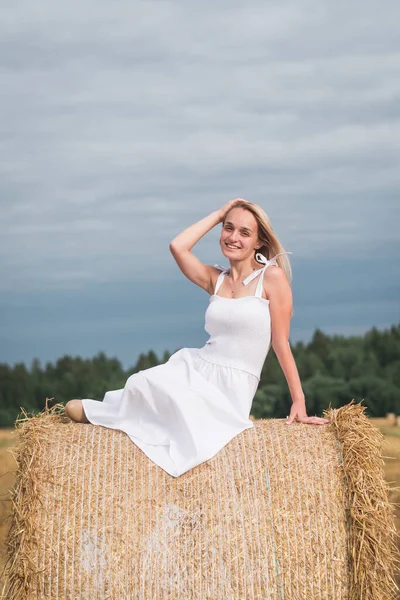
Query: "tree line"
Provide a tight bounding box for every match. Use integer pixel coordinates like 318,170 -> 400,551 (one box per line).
0,324 -> 399,427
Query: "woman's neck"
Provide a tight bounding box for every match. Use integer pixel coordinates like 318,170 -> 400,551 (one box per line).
228,259 -> 262,282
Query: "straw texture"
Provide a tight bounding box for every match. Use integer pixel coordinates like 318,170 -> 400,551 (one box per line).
1,399 -> 398,600
326,400 -> 400,600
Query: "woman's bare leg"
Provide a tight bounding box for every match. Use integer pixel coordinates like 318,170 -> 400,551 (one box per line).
65,399 -> 90,423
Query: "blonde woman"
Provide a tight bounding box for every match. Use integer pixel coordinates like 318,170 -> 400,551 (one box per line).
65,199 -> 329,477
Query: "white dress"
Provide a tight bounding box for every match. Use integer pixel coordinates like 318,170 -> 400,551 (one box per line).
81,252 -> 290,477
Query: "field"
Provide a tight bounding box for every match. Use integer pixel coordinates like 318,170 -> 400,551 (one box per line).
0,428 -> 18,593
0,419 -> 399,592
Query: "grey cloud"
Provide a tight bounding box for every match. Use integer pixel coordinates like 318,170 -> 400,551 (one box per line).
0,0 -> 399,366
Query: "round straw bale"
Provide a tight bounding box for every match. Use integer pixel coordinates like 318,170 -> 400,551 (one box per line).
1,399 -> 399,600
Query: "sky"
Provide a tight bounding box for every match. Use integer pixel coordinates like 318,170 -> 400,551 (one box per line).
1,0 -> 399,371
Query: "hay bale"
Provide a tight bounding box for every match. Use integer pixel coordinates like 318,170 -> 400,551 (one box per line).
386,413 -> 396,426
1,400 -> 399,600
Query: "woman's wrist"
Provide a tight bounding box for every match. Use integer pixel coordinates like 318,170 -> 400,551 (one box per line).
291,395 -> 305,404
212,210 -> 223,224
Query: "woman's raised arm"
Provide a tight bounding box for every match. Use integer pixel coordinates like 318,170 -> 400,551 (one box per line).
169,210 -> 221,294
169,200 -> 245,294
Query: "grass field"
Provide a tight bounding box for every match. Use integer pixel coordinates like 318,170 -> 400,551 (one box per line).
0,428 -> 18,593
0,420 -> 399,592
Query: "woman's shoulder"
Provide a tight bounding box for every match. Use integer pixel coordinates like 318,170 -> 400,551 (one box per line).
263,264 -> 284,279
262,251 -> 292,284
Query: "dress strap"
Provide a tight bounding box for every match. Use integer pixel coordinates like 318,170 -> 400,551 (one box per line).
243,251 -> 292,298
213,264 -> 229,295
213,252 -> 292,298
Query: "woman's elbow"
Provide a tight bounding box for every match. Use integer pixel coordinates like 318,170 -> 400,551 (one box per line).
169,240 -> 181,254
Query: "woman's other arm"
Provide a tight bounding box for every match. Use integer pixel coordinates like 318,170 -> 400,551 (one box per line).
266,268 -> 329,425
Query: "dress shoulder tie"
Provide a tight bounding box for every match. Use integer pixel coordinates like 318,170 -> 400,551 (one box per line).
242,251 -> 292,286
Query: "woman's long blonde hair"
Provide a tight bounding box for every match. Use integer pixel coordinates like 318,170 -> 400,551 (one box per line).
224,200 -> 293,284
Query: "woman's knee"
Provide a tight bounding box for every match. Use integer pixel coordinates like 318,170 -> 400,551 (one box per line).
65,399 -> 89,423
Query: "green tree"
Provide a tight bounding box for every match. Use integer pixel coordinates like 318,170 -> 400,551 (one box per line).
307,328 -> 331,367
302,373 -> 351,415
251,385 -> 283,419
348,375 -> 400,416
0,323 -> 399,426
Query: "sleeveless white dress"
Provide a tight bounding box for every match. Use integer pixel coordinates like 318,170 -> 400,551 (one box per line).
81,252 -> 290,477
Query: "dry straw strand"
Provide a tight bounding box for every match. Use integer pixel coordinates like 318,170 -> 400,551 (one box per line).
324,399 -> 400,600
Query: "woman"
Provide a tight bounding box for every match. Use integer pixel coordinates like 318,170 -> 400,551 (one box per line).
65,198 -> 329,477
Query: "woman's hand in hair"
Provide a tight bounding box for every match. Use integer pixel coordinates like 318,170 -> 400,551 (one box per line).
218,198 -> 250,222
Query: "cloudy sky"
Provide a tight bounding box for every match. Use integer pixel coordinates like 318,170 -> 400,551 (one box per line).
1,0 -> 399,371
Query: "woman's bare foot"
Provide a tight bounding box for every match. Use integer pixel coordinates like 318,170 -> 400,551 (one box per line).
65,399 -> 89,423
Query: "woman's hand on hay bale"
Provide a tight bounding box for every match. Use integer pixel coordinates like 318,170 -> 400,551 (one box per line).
285,400 -> 330,426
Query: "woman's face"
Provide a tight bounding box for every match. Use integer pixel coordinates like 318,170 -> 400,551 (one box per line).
220,207 -> 260,262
